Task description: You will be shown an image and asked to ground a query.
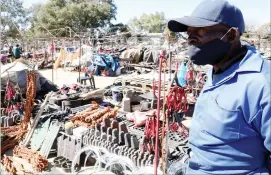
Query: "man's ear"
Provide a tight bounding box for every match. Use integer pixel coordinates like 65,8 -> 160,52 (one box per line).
228,28 -> 239,43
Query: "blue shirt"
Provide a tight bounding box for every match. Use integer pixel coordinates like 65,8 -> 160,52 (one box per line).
13,47 -> 21,58
187,46 -> 271,175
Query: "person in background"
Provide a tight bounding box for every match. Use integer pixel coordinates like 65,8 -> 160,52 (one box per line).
19,46 -> 23,53
168,0 -> 270,174
8,46 -> 14,58
13,44 -> 21,59
251,40 -> 255,47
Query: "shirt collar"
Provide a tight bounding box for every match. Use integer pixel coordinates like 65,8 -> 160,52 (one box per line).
236,45 -> 263,73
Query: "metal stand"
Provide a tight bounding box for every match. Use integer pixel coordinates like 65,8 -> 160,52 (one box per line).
51,39 -> 54,83
78,38 -> 82,83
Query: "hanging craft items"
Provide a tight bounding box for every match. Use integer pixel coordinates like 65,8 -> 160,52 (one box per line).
5,80 -> 16,114
1,71 -> 37,155
142,52 -> 166,155
5,81 -> 16,103
142,110 -> 160,153
4,80 -> 24,114
166,86 -> 189,136
185,61 -> 196,88
23,71 -> 37,124
196,72 -> 208,92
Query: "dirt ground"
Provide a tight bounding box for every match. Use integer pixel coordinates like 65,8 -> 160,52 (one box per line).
39,68 -> 119,89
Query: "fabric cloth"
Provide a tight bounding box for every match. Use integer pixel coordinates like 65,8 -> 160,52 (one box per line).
177,62 -> 188,87
13,47 -> 21,58
93,54 -> 119,76
120,48 -> 143,64
1,62 -> 58,94
142,48 -> 160,63
187,45 -> 271,174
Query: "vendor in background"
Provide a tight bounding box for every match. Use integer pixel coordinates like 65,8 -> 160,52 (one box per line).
8,46 -> 14,58
251,40 -> 255,47
19,46 -> 23,53
168,0 -> 270,174
13,44 -> 21,59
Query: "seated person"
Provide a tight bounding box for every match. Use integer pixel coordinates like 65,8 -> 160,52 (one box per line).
95,64 -> 116,77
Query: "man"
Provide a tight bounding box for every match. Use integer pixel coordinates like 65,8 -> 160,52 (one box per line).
8,46 -> 14,58
13,44 -> 21,59
168,0 -> 270,174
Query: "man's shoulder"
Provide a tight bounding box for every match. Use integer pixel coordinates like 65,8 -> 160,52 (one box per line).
236,47 -> 270,93
252,52 -> 270,83
261,58 -> 271,73
243,46 -> 270,76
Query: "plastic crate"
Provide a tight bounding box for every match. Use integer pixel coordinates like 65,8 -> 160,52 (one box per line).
57,132 -> 82,164
70,105 -> 188,150
126,122 -> 188,150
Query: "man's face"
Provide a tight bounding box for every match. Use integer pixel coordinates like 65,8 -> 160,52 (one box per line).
187,25 -> 229,47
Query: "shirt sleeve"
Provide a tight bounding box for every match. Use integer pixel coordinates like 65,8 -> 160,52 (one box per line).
251,95 -> 271,172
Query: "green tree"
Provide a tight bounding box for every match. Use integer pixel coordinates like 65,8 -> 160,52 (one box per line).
109,23 -> 129,33
26,3 -> 45,38
128,12 -> 166,33
29,0 -> 117,37
0,0 -> 28,38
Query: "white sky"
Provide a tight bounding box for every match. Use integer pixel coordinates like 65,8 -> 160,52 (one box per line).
23,0 -> 270,28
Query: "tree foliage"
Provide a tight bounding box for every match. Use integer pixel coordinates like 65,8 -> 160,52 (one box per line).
26,3 -> 45,37
0,0 -> 28,38
29,0 -> 117,37
128,12 -> 166,33
109,23 -> 129,33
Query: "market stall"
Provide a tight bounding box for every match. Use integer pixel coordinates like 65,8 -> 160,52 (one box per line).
1,37 -> 209,175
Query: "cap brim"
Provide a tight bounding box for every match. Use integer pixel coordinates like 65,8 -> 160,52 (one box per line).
168,16 -> 219,32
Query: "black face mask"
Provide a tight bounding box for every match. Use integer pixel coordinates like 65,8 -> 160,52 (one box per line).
187,28 -> 233,65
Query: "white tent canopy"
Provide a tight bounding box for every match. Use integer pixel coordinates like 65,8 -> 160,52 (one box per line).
1,62 -> 52,94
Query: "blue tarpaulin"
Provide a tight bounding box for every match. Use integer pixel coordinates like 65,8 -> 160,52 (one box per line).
93,54 -> 120,76
93,54 -> 119,71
